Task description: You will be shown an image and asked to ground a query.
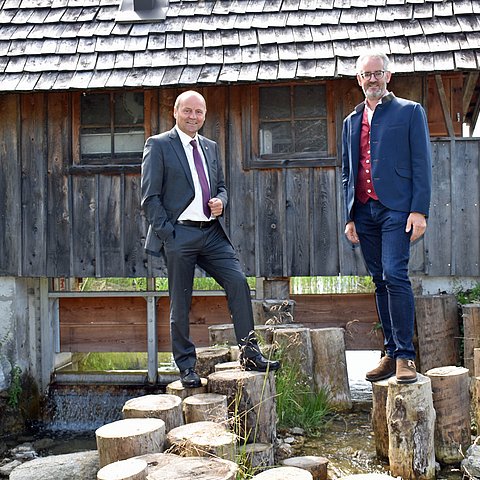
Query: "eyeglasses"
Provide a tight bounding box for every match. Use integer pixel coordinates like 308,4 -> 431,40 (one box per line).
359,70 -> 385,80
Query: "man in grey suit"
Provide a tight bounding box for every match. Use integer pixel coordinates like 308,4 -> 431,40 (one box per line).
342,52 -> 431,384
141,90 -> 280,387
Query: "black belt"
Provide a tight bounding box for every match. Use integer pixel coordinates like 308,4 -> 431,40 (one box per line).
176,219 -> 217,228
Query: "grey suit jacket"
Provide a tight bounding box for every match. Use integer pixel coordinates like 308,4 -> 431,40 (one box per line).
141,128 -> 229,255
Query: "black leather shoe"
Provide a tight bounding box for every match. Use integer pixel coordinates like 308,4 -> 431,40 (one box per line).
241,354 -> 280,372
180,368 -> 201,388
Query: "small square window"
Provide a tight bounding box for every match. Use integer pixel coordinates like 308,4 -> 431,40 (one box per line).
78,91 -> 145,164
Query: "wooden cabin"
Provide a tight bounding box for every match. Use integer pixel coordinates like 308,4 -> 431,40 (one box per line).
0,0 -> 479,389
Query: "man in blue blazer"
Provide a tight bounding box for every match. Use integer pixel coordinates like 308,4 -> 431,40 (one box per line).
342,52 -> 432,384
141,90 -> 279,387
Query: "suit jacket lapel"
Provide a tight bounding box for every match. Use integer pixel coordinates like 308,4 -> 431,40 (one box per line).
168,128 -> 195,190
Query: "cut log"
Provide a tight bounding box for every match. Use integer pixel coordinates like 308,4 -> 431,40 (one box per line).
425,365 -> 471,464
166,421 -> 236,461
310,328 -> 351,410
166,378 -> 208,400
196,346 -> 231,378
134,452 -> 238,480
414,294 -> 460,373
371,378 -> 390,460
215,361 -> 241,372
386,374 -> 436,480
122,394 -> 183,433
95,418 -> 165,468
251,466 -> 313,479
255,323 -> 304,345
463,304 -> 480,374
230,346 -> 240,361
340,475 -> 399,479
238,442 -> 274,470
273,327 -> 313,387
96,458 -> 147,480
207,369 -> 277,444
281,455 -> 328,480
209,324 -> 237,346
474,348 -> 480,377
183,393 -> 228,424
262,299 -> 296,325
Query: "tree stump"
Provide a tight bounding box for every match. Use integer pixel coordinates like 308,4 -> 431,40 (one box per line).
262,299 -> 295,325
230,346 -> 240,361
166,421 -> 236,461
207,369 -> 277,444
414,294 -> 460,373
273,327 -> 313,388
209,324 -> 237,346
310,328 -> 351,410
463,304 -> 480,374
281,456 -> 329,480
183,393 -> 228,424
425,365 -> 470,464
97,458 -> 147,480
196,346 -> 231,378
371,378 -> 390,460
251,466 -> 313,479
239,442 -> 274,470
386,374 -> 436,479
122,394 -> 183,433
134,452 -> 239,480
95,418 -> 165,468
340,475 -> 399,480
215,361 -> 241,372
166,378 -> 208,400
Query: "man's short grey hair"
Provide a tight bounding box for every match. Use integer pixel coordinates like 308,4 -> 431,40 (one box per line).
356,52 -> 391,73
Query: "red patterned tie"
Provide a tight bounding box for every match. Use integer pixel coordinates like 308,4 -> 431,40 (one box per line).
190,139 -> 211,218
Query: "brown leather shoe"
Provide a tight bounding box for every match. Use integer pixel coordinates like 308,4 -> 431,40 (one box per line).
396,358 -> 417,384
365,356 -> 396,382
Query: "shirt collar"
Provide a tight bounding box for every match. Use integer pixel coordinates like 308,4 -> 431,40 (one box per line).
175,125 -> 199,147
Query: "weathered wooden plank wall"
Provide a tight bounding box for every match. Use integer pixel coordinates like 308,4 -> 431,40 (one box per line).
58,293 -> 382,352
0,78 -> 478,279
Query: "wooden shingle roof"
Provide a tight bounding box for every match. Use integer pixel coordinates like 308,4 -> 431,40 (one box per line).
0,0 -> 479,92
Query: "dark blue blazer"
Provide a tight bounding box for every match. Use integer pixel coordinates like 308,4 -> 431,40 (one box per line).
342,94 -> 432,224
141,128 -> 228,255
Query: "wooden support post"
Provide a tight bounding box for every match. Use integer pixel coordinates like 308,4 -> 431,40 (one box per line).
207,370 -> 277,444
425,365 -> 470,464
97,458 -> 148,480
371,378 -> 390,460
281,456 -> 329,480
386,374 -> 436,480
463,304 -> 480,374
273,327 -> 313,388
95,418 -> 165,468
166,379 -> 208,400
474,348 -> 480,377
251,466 -> 313,479
122,394 -> 184,433
310,328 -> 351,410
183,393 -> 228,424
196,346 -> 231,378
261,277 -> 290,299
240,442 -> 274,471
166,421 -> 236,461
146,278 -> 158,385
133,452 -> 239,479
414,294 -> 460,373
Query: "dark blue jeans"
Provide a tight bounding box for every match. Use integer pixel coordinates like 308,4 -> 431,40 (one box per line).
353,199 -> 415,360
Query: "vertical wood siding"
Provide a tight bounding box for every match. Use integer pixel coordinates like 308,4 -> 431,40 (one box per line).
0,89 -> 478,279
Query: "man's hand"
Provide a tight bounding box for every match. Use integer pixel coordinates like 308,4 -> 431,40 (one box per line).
345,221 -> 360,244
406,212 -> 427,242
208,198 -> 223,217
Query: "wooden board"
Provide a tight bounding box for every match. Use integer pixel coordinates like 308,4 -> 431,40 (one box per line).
59,293 -> 381,352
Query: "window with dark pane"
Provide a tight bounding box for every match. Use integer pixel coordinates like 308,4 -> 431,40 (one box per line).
80,91 -> 145,164
259,84 -> 327,157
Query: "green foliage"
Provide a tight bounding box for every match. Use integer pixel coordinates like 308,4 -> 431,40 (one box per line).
456,282 -> 480,305
76,352 -> 173,371
7,365 -> 22,409
275,357 -> 331,435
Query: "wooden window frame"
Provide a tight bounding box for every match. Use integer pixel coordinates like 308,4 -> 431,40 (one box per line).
246,82 -> 337,169
71,90 -> 152,172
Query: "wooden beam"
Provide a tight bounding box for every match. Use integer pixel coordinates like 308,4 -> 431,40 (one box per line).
435,74 -> 455,138
462,72 -> 479,121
